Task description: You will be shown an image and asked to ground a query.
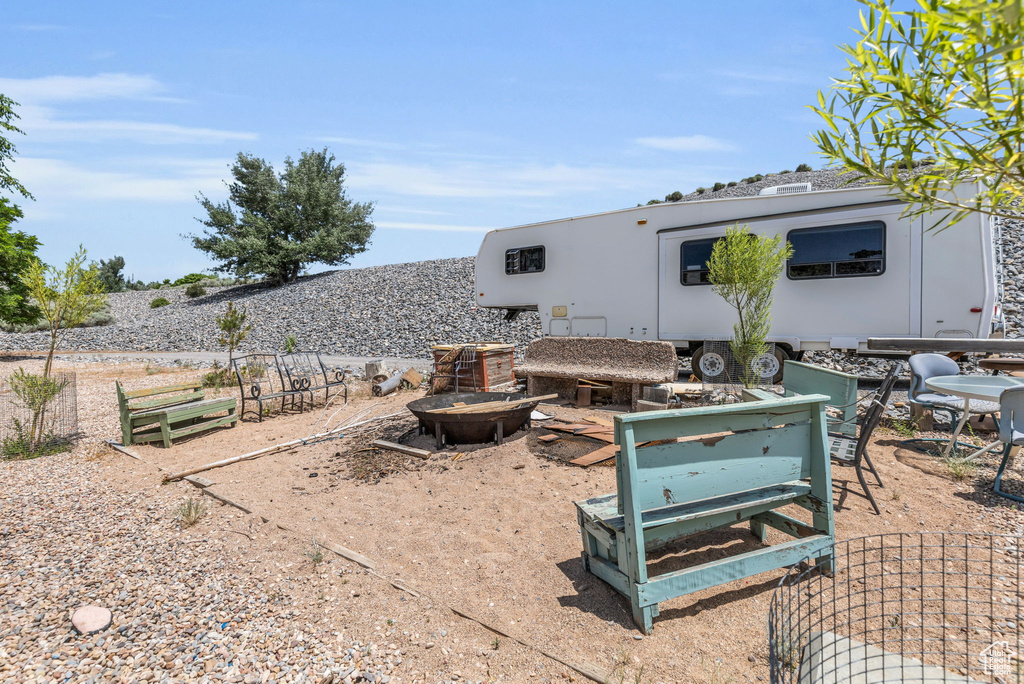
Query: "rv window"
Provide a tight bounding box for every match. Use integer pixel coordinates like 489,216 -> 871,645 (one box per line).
680,238 -> 718,285
787,221 -> 885,280
505,246 -> 545,275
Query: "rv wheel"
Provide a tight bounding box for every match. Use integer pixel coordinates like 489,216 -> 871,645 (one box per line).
770,346 -> 789,384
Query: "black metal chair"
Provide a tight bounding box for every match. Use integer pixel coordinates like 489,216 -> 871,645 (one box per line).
829,362 -> 899,515
232,353 -> 303,421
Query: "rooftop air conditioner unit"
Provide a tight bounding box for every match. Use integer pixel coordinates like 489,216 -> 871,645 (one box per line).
759,182 -> 813,196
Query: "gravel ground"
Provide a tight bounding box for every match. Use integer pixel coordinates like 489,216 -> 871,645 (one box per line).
0,453 -> 402,683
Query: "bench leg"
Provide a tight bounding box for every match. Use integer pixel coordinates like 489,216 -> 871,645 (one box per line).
750,518 -> 768,543
631,600 -> 655,635
160,416 -> 172,449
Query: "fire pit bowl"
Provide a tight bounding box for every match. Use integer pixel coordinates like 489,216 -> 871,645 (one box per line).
406,392 -> 540,447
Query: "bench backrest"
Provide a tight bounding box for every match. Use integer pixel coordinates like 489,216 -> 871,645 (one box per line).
782,360 -> 858,437
116,380 -> 204,413
232,353 -> 289,398
278,352 -> 325,391
613,394 -> 831,513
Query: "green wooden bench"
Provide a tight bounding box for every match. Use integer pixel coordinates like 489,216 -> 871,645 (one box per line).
575,394 -> 835,634
116,380 -> 238,448
782,360 -> 859,438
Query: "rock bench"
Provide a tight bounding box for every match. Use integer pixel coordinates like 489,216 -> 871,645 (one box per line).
515,337 -> 679,411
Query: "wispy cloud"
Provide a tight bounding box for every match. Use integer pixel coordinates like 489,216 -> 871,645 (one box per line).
0,73 -> 165,103
15,23 -> 69,32
0,75 -> 256,145
635,135 -> 737,153
376,221 -> 491,233
349,161 -> 644,199
714,69 -> 807,85
320,136 -> 407,151
12,157 -> 229,202
24,115 -> 257,145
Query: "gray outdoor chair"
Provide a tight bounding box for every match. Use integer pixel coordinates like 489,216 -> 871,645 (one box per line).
908,353 -> 1001,428
994,386 -> 1024,504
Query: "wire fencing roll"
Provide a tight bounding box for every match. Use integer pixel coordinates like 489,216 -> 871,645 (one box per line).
770,532 -> 1022,683
0,370 -> 78,459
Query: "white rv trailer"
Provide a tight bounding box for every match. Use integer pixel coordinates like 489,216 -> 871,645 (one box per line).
474,183 -> 1002,376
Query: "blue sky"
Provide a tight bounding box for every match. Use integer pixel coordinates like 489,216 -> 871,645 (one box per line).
3,1 -> 862,282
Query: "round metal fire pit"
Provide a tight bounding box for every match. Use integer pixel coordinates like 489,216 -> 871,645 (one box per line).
406,392 -> 539,447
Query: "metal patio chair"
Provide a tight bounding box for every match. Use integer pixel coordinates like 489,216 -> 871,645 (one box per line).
994,386 -> 1024,504
908,353 -> 1000,429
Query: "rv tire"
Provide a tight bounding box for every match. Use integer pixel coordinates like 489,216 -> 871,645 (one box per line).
688,344 -> 791,383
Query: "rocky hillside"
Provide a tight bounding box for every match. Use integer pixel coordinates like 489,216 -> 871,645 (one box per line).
1,168 -> 1018,358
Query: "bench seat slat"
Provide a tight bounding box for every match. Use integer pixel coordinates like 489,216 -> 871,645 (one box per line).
131,397 -> 235,420
577,482 -> 812,533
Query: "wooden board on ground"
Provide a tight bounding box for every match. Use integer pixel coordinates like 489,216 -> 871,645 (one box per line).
372,440 -> 431,460
570,444 -> 618,467
538,434 -> 561,443
583,416 -> 614,427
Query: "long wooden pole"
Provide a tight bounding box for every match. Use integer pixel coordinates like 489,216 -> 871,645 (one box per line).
162,410 -> 408,482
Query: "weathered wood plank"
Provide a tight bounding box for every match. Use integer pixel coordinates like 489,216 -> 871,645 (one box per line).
634,535 -> 833,606
371,440 -> 431,459
122,381 -> 203,399
569,445 -> 617,467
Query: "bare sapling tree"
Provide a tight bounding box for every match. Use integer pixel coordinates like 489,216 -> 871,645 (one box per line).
17,246 -> 105,451
21,246 -> 107,378
217,301 -> 251,368
708,224 -> 793,388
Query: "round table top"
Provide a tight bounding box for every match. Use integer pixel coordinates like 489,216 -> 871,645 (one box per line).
978,357 -> 1024,372
925,374 -> 1024,402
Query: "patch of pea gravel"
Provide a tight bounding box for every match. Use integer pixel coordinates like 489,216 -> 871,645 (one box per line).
0,453 -> 399,683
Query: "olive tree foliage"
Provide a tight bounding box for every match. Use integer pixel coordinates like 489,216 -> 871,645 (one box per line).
21,246 -> 107,377
707,225 -> 793,388
812,0 -> 1024,228
192,149 -> 374,286
0,94 -> 32,201
0,199 -> 41,326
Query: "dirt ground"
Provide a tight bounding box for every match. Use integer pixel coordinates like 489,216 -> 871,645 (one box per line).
14,358 -> 1024,683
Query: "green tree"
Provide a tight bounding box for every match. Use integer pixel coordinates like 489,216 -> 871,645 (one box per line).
97,256 -> 127,293
21,246 -> 108,377
217,301 -> 251,367
707,225 -> 793,388
0,94 -> 32,200
193,148 -> 374,285
812,0 -> 1024,227
0,198 -> 41,325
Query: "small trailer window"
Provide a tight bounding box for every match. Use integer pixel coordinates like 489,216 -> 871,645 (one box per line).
680,238 -> 718,285
505,246 -> 545,274
787,221 -> 885,280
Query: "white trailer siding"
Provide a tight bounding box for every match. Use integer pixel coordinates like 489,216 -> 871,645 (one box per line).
474,185 -> 996,353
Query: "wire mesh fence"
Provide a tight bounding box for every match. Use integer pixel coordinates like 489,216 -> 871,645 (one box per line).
770,532 -> 1023,683
701,338 -> 778,401
0,370 -> 78,459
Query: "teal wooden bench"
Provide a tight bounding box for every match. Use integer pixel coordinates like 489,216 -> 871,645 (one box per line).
782,360 -> 859,439
575,394 -> 835,633
116,380 -> 238,448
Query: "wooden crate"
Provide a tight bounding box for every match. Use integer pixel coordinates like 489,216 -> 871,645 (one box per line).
431,344 -> 515,392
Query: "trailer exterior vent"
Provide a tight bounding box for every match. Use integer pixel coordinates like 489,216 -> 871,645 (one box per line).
759,183 -> 813,196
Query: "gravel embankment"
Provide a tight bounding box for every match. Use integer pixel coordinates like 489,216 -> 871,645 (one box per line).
0,168 -> 1019,366
0,454 -> 400,683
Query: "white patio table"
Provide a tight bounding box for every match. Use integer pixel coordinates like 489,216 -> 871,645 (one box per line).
925,375 -> 1024,459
